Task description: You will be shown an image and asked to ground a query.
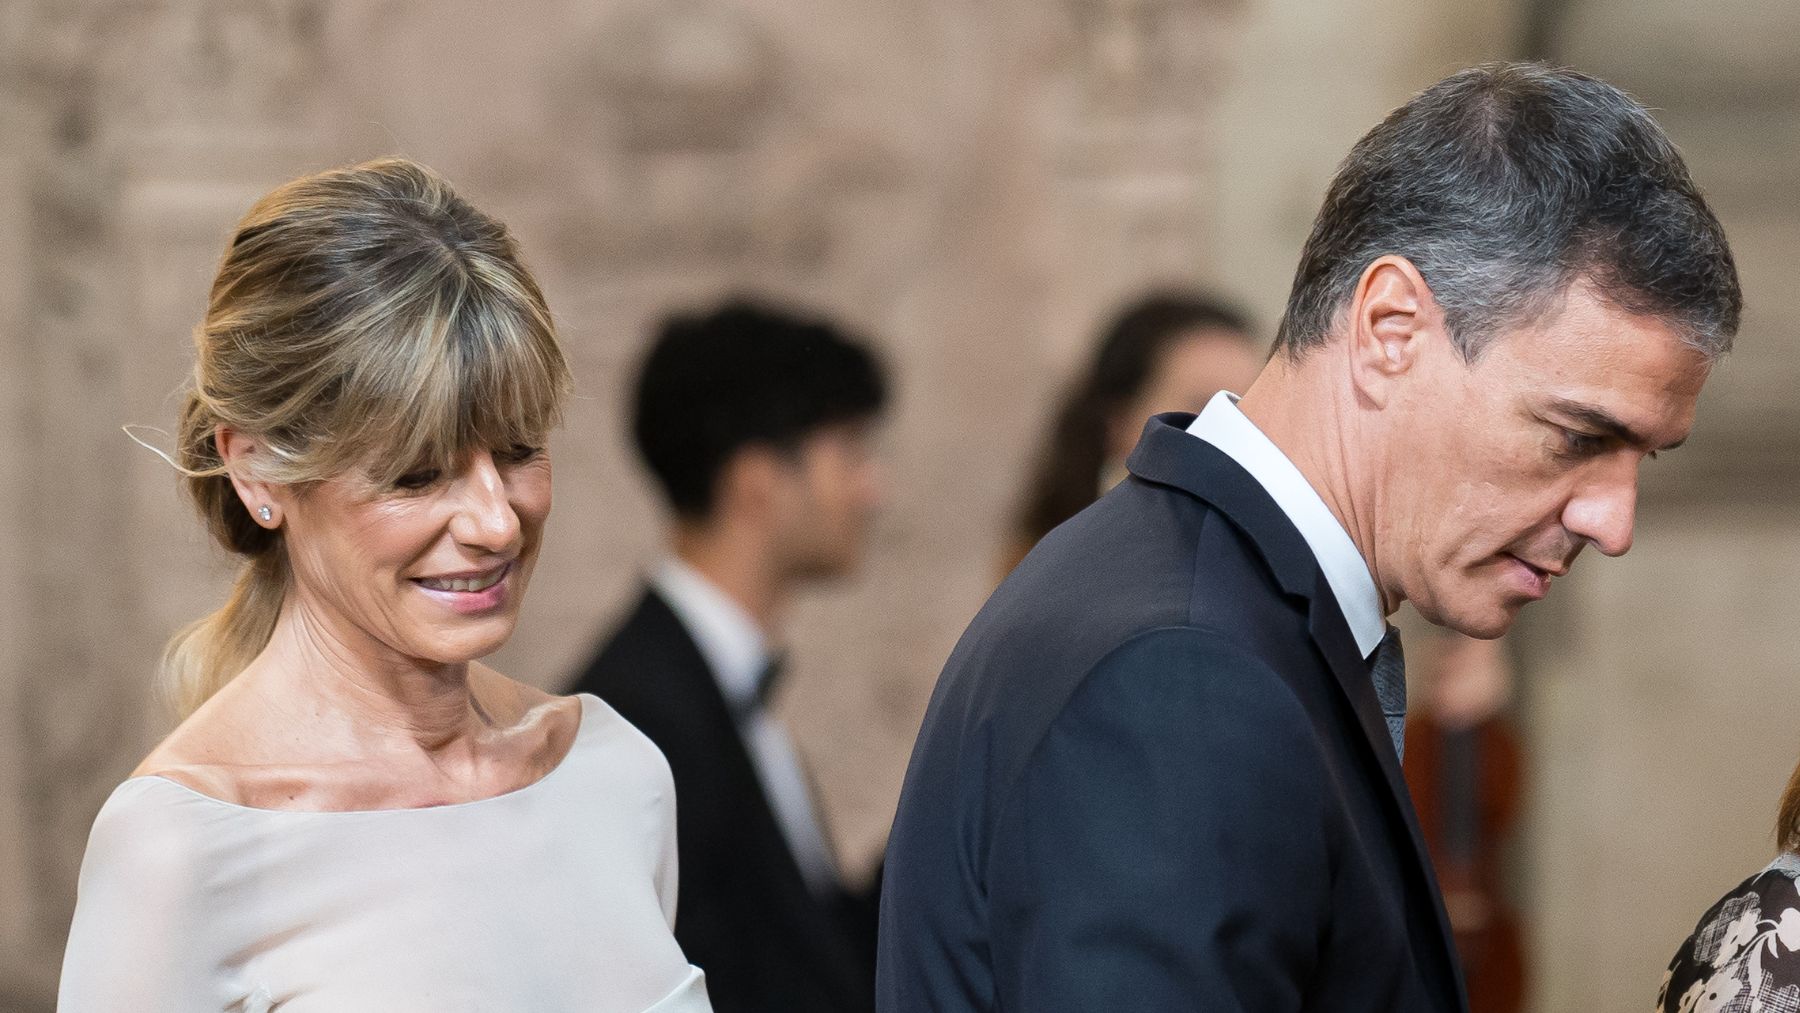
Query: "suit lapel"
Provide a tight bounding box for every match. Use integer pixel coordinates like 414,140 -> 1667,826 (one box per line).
637,588 -> 795,843
636,587 -> 868,989
1127,414 -> 1464,999
636,588 -> 758,764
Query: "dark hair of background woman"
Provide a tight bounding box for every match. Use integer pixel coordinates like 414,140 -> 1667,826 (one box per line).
1012,291 -> 1253,555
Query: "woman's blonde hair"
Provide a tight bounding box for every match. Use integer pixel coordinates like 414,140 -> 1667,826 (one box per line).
163,158 -> 570,717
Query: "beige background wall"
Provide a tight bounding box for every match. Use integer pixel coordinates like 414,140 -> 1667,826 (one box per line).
1,2 -> 1796,1010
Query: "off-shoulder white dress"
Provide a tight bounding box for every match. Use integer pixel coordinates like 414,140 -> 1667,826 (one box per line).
58,694 -> 711,1012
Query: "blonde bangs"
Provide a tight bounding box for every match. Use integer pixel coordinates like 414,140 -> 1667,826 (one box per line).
309,268 -> 571,489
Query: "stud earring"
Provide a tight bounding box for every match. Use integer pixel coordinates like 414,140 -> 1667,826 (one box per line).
258,505 -> 273,523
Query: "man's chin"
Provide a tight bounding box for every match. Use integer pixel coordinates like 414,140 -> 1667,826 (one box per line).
1417,596 -> 1521,641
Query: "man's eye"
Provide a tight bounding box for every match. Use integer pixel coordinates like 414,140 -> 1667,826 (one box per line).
501,444 -> 543,464
1559,429 -> 1608,457
393,468 -> 442,490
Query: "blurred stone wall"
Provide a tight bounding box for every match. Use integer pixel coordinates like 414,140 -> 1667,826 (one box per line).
1,2 -> 1794,1010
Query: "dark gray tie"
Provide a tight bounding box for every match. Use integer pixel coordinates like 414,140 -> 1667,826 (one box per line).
1370,627 -> 1407,762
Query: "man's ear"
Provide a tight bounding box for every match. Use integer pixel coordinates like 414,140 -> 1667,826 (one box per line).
1345,255 -> 1444,408
714,444 -> 793,525
215,427 -> 284,529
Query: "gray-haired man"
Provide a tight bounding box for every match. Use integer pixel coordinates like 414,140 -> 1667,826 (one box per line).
879,63 -> 1741,1011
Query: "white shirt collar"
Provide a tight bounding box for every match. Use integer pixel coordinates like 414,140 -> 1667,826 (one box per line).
649,557 -> 770,708
1185,391 -> 1387,658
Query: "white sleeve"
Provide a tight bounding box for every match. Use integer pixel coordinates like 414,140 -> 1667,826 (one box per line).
649,747 -> 681,929
57,779 -> 235,1012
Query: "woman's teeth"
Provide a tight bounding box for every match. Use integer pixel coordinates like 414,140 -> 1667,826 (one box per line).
418,568 -> 504,593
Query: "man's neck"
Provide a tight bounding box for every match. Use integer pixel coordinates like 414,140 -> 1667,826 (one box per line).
671,523 -> 787,635
1237,354 -> 1396,615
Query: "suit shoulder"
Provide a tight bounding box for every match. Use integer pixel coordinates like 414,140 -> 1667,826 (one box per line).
985,624 -> 1316,806
992,626 -> 1331,841
1004,490 -> 1282,637
571,598 -> 703,704
1074,625 -> 1313,734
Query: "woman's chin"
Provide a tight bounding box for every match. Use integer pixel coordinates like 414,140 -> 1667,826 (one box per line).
399,619 -> 519,666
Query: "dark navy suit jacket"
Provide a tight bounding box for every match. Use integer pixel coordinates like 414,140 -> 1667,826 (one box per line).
877,414 -> 1467,1012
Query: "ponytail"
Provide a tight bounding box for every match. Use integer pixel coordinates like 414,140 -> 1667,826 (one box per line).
160,548 -> 288,717
157,392 -> 291,717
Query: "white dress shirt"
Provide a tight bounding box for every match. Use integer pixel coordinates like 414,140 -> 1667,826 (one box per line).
650,558 -> 842,897
1186,392 -> 1387,659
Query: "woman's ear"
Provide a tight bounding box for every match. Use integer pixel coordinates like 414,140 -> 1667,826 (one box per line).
215,427 -> 284,529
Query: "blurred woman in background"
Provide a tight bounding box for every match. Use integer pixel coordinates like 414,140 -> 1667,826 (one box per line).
1658,761 -> 1800,1010
1002,291 -> 1263,573
59,159 -> 710,1012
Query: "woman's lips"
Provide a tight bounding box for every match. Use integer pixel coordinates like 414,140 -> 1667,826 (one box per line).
411,562 -> 513,613
415,564 -> 508,593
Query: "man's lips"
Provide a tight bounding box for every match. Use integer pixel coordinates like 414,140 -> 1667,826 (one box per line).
1501,552 -> 1567,600
1505,554 -> 1567,580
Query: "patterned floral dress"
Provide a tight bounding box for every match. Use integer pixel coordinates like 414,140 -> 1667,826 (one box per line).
1660,853 -> 1800,1013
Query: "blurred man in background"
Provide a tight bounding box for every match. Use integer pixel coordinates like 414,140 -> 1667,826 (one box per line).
571,299 -> 889,1013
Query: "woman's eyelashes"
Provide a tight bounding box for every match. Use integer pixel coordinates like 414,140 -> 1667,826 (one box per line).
389,446 -> 542,492
392,467 -> 442,491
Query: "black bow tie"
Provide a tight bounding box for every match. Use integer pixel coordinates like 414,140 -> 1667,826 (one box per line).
730,654 -> 787,723
756,654 -> 787,708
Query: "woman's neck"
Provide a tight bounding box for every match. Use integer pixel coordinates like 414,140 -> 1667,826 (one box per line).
246,593 -> 495,759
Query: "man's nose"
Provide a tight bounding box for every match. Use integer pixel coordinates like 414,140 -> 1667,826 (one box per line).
1562,468 -> 1638,558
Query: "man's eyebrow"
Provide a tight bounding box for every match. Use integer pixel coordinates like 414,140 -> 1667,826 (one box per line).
1547,397 -> 1686,451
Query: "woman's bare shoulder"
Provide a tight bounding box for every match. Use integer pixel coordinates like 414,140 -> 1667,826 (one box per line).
470,664 -> 585,765
128,683 -> 273,805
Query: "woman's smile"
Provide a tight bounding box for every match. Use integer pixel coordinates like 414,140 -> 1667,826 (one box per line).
410,561 -> 515,614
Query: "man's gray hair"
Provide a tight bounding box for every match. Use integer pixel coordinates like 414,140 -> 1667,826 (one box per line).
1274,63 -> 1742,361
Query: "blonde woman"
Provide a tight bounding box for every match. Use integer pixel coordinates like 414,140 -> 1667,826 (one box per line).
59,160 -> 710,1012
